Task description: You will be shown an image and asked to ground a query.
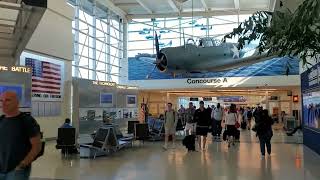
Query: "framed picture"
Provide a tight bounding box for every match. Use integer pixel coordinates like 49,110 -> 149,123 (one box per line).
126,95 -> 137,107
100,93 -> 113,107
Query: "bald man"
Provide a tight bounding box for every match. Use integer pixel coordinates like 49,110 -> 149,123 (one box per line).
0,91 -> 41,180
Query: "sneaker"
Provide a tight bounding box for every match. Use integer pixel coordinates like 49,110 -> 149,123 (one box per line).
261,155 -> 265,159
162,145 -> 168,150
172,144 -> 176,149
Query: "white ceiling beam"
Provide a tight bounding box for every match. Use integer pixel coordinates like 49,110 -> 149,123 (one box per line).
200,0 -> 208,11
167,0 -> 179,12
115,3 -> 140,7
127,9 -> 264,19
234,0 -> 240,10
95,0 -> 127,19
135,0 -> 153,14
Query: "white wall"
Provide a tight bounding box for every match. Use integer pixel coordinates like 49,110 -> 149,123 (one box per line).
26,0 -> 74,61
23,0 -> 74,139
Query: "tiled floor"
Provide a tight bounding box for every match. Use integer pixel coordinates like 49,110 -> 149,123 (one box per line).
30,130 -> 319,180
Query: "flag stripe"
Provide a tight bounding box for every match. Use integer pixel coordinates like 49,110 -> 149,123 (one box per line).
32,90 -> 61,94
32,82 -> 60,88
32,86 -> 60,91
32,79 -> 60,85
43,62 -> 61,68
43,67 -> 60,73
32,77 -> 60,84
42,71 -> 60,76
32,85 -> 60,90
43,65 -> 60,71
42,75 -> 61,81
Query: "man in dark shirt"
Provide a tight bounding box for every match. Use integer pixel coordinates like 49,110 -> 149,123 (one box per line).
194,101 -> 211,150
0,91 -> 41,180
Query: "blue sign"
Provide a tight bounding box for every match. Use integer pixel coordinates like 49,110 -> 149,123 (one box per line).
301,61 -> 320,130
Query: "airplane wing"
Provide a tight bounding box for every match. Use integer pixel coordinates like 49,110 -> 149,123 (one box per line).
193,52 -> 279,72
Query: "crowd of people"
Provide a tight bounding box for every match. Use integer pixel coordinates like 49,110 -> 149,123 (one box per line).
162,101 -> 274,158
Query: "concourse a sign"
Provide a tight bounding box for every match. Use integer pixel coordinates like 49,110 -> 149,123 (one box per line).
186,78 -> 228,85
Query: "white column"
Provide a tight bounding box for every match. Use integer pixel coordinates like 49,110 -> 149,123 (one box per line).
265,91 -> 270,111
92,1 -> 97,80
74,0 -> 80,77
107,15 -> 111,81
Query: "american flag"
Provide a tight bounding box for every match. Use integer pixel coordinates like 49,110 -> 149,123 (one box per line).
25,58 -> 61,94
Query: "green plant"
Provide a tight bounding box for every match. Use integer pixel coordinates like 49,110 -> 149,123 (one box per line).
224,0 -> 320,70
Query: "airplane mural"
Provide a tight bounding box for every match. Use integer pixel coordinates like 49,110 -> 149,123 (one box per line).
138,28 -> 151,35
159,40 -> 173,48
145,32 -> 285,78
129,55 -> 299,80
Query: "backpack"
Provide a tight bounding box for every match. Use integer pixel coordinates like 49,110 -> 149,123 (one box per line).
164,111 -> 176,123
0,113 -> 45,160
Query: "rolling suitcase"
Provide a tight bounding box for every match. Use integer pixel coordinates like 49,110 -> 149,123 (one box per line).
241,121 -> 247,130
182,135 -> 196,151
235,129 -> 240,141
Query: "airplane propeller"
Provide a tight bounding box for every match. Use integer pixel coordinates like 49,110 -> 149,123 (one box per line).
146,32 -> 168,79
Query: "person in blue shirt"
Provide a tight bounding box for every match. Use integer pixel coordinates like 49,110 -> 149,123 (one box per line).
61,118 -> 72,128
57,118 -> 78,154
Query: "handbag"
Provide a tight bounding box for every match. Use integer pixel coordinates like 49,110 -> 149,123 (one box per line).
234,114 -> 240,129
223,129 -> 228,141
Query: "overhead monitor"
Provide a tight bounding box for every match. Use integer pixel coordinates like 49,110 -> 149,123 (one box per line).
190,97 -> 199,101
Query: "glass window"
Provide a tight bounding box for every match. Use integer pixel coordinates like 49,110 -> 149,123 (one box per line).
79,68 -> 88,79
96,72 -> 106,81
72,0 -> 123,83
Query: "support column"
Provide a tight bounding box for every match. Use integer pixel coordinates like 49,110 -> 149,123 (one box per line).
74,0 -> 80,77
107,16 -> 111,81
206,17 -> 209,37
72,79 -> 79,137
179,17 -> 182,46
92,1 -> 97,80
265,91 -> 270,111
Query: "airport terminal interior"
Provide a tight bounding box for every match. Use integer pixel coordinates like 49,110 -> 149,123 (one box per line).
0,0 -> 320,179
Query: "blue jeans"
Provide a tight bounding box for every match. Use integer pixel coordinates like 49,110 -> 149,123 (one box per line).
259,136 -> 271,155
0,167 -> 31,180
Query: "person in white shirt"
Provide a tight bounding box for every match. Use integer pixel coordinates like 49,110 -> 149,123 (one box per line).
211,103 -> 224,140
185,102 -> 196,136
224,104 -> 239,147
163,103 -> 178,150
